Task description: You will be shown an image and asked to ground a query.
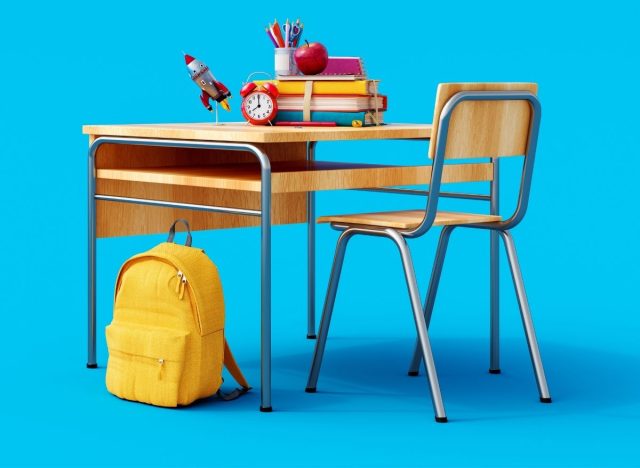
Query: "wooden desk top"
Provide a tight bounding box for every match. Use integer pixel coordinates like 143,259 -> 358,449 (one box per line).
82,122 -> 432,143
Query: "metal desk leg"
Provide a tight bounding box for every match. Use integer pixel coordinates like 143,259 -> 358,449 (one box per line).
307,141 -> 317,339
489,159 -> 500,374
260,163 -> 273,412
87,148 -> 97,369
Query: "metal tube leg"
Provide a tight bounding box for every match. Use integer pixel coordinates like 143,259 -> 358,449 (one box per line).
260,170 -> 273,412
408,226 -> 455,376
499,230 -> 551,403
307,196 -> 316,339
305,230 -> 354,392
490,159 -> 501,374
87,150 -> 97,369
307,142 -> 317,339
489,230 -> 500,373
388,230 -> 447,422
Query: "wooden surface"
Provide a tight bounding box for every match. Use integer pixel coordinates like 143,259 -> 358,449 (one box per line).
429,83 -> 537,159
93,140 -> 308,237
97,161 -> 494,194
93,140 -> 306,170
318,210 -> 502,229
83,122 -> 432,143
96,180 -> 305,237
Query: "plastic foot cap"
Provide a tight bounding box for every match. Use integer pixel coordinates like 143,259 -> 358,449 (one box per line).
489,369 -> 501,374
86,363 -> 98,369
305,387 -> 317,393
307,334 -> 317,340
260,406 -> 273,412
408,370 -> 419,376
435,416 -> 448,423
540,397 -> 552,403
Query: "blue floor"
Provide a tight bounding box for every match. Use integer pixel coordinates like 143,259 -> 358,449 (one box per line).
3,219 -> 639,467
3,1 -> 640,465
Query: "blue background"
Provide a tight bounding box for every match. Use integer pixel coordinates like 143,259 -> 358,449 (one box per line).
1,0 -> 639,466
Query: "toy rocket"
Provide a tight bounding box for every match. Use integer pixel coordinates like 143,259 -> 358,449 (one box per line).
184,53 -> 231,111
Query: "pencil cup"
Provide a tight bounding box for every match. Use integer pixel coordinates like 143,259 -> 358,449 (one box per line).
275,48 -> 298,76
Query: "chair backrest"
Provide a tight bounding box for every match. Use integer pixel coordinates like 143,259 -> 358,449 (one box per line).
429,82 -> 538,160
408,83 -> 541,237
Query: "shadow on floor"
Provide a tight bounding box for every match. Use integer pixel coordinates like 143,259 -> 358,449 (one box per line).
187,336 -> 640,421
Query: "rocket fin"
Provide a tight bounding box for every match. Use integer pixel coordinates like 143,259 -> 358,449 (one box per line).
200,90 -> 213,111
214,80 -> 230,95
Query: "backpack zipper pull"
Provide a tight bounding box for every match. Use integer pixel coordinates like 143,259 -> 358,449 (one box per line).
176,271 -> 183,293
179,274 -> 187,300
157,358 -> 165,379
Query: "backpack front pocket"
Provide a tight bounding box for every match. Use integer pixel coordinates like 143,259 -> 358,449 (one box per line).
106,322 -> 189,407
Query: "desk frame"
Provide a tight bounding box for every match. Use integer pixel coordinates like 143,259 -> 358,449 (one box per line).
85,128 -> 501,411
88,136 -> 282,411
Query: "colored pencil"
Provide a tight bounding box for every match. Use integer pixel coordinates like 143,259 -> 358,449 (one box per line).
265,26 -> 278,47
271,19 -> 285,47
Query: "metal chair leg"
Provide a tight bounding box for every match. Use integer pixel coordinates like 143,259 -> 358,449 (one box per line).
499,230 -> 552,403
408,226 -> 455,376
305,230 -> 354,392
387,230 -> 447,423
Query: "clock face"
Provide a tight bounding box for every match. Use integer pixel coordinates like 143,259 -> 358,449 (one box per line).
244,92 -> 275,122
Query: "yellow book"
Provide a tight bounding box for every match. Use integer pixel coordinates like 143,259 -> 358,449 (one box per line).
255,79 -> 380,96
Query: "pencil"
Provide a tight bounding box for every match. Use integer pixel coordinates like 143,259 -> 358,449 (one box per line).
265,27 -> 278,47
272,19 -> 285,47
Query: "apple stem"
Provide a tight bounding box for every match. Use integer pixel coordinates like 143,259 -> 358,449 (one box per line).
305,39 -> 310,47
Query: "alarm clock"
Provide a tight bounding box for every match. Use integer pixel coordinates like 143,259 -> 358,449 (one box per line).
240,82 -> 279,125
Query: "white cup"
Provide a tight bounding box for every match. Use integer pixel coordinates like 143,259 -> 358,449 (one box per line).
275,48 -> 298,76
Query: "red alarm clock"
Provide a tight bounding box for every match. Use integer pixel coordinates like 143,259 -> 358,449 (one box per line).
240,82 -> 279,125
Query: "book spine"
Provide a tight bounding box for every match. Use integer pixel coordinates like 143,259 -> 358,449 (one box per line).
258,80 -> 378,96
276,94 -> 387,113
275,110 -> 381,126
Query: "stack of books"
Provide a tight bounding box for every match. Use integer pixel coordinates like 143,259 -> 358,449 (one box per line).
259,57 -> 386,126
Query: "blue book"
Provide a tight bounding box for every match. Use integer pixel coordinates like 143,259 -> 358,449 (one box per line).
275,110 -> 384,127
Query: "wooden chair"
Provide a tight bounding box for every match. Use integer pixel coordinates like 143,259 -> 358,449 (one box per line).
304,83 -> 552,422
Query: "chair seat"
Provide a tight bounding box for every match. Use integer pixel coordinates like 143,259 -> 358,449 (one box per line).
317,210 -> 502,229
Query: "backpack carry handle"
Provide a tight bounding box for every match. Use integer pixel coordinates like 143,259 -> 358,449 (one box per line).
167,219 -> 193,247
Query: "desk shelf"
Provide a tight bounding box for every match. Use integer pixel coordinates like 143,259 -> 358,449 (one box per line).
97,161 -> 431,194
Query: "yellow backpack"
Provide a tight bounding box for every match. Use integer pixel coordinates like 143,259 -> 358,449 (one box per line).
105,219 -> 250,407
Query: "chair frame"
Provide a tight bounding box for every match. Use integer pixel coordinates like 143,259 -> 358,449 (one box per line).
305,90 -> 551,423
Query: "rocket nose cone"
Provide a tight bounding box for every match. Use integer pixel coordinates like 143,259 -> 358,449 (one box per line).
184,53 -> 195,65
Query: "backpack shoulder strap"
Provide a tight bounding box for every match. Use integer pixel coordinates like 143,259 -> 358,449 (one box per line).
217,339 -> 251,401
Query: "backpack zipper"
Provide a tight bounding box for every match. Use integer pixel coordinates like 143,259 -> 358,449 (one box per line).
176,270 -> 187,300
157,358 -> 165,379
110,349 -> 168,380
115,254 -> 205,332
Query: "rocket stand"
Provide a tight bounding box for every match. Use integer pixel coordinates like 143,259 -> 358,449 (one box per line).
213,102 -> 219,125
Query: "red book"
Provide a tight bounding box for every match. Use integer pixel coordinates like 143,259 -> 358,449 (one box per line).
277,57 -> 367,81
319,57 -> 365,78
275,121 -> 337,127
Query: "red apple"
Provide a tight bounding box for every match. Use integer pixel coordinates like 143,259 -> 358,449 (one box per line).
294,40 -> 329,75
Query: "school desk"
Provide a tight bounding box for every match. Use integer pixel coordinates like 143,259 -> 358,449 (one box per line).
81,122 -> 500,412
